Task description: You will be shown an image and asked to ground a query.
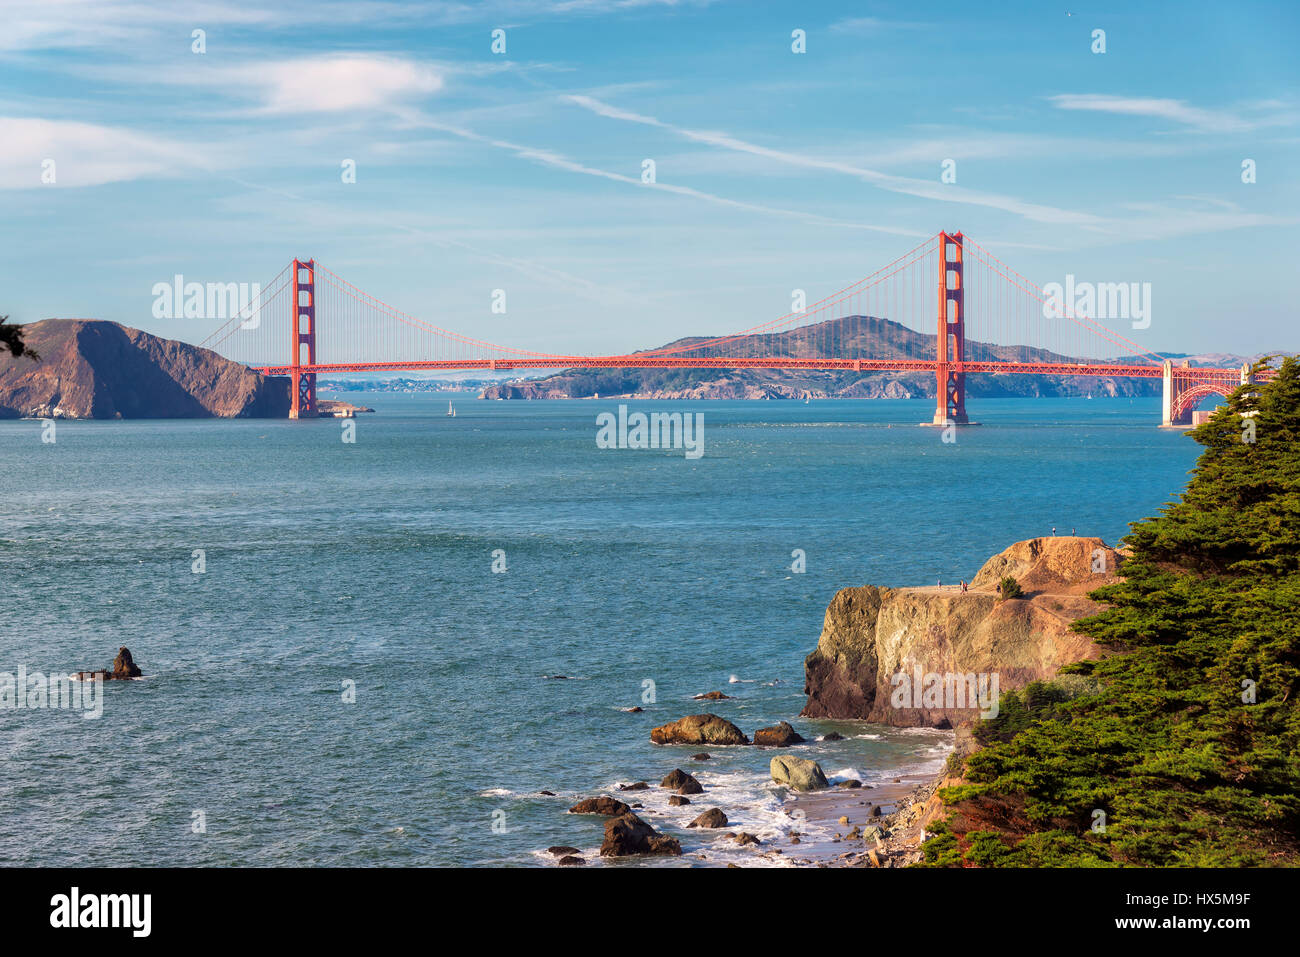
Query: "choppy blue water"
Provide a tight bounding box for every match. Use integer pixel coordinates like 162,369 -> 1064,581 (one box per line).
0,395 -> 1204,866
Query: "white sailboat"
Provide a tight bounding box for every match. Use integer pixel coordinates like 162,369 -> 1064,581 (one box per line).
447,400 -> 456,417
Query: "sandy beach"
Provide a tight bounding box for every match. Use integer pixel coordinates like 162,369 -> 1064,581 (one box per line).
775,767 -> 949,867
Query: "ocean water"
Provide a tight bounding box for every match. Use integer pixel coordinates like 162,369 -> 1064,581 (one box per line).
0,395 -> 1205,866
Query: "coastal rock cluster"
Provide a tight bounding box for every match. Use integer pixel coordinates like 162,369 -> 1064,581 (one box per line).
648,713 -> 816,747
557,711 -> 836,863
801,537 -> 1122,726
553,537 -> 1122,866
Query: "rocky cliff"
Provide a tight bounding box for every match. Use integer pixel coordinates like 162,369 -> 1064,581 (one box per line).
801,537 -> 1123,727
0,319 -> 289,418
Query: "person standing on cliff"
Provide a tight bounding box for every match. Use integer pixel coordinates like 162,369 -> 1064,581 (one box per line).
1051,526 -> 1057,536
960,580 -> 968,593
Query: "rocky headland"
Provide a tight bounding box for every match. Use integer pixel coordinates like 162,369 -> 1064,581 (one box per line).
0,319 -> 293,418
801,536 -> 1123,726
789,535 -> 1128,867
552,536 -> 1123,867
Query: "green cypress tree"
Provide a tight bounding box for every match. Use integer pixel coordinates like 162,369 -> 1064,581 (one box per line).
923,358 -> 1300,867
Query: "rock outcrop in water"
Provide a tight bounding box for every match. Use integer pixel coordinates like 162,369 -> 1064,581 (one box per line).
600,813 -> 682,857
660,769 -> 703,794
801,537 -> 1123,727
650,713 -> 750,746
569,797 -> 631,816
753,721 -> 805,746
0,319 -> 290,419
770,755 -> 829,791
75,645 -> 143,681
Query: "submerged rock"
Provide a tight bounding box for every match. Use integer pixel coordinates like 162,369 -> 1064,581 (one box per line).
694,691 -> 732,700
547,845 -> 581,856
668,795 -> 691,806
650,713 -> 749,746
568,797 -> 631,816
770,755 -> 829,791
557,855 -> 585,866
600,813 -> 682,857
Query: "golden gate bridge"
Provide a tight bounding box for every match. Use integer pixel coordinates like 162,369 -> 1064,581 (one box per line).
198,231 -> 1260,426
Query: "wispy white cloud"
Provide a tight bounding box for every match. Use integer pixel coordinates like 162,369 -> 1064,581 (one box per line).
390,106 -> 925,236
58,53 -> 524,121
0,116 -> 210,187
0,0 -> 715,53
1171,194 -> 1242,212
212,175 -> 641,305
1110,202 -> 1296,242
0,1 -> 276,52
828,16 -> 924,34
236,55 -> 444,114
657,130 -> 1198,180
565,94 -> 1104,227
566,94 -> 1300,244
1048,94 -> 1296,133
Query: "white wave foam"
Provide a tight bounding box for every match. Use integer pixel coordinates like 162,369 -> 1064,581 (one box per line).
826,767 -> 865,781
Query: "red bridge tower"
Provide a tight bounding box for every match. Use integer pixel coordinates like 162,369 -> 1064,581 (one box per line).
932,230 -> 969,425
290,258 -> 316,418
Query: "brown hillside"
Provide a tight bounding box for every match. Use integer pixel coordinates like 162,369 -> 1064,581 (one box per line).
0,319 -> 289,419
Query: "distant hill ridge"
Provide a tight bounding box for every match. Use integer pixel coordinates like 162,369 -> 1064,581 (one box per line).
480,314 -> 1251,400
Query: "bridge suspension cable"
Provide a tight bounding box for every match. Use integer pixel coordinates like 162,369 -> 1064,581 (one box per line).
200,230 -> 1186,389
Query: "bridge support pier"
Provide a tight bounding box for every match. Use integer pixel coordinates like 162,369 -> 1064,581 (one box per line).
289,258 -> 317,419
931,230 -> 972,425
1161,358 -> 1195,427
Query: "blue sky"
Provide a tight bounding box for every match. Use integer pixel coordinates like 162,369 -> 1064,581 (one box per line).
2,0 -> 1297,360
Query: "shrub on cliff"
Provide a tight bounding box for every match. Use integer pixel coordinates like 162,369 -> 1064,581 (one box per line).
0,315 -> 38,360
923,357 -> 1300,867
997,575 -> 1023,600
